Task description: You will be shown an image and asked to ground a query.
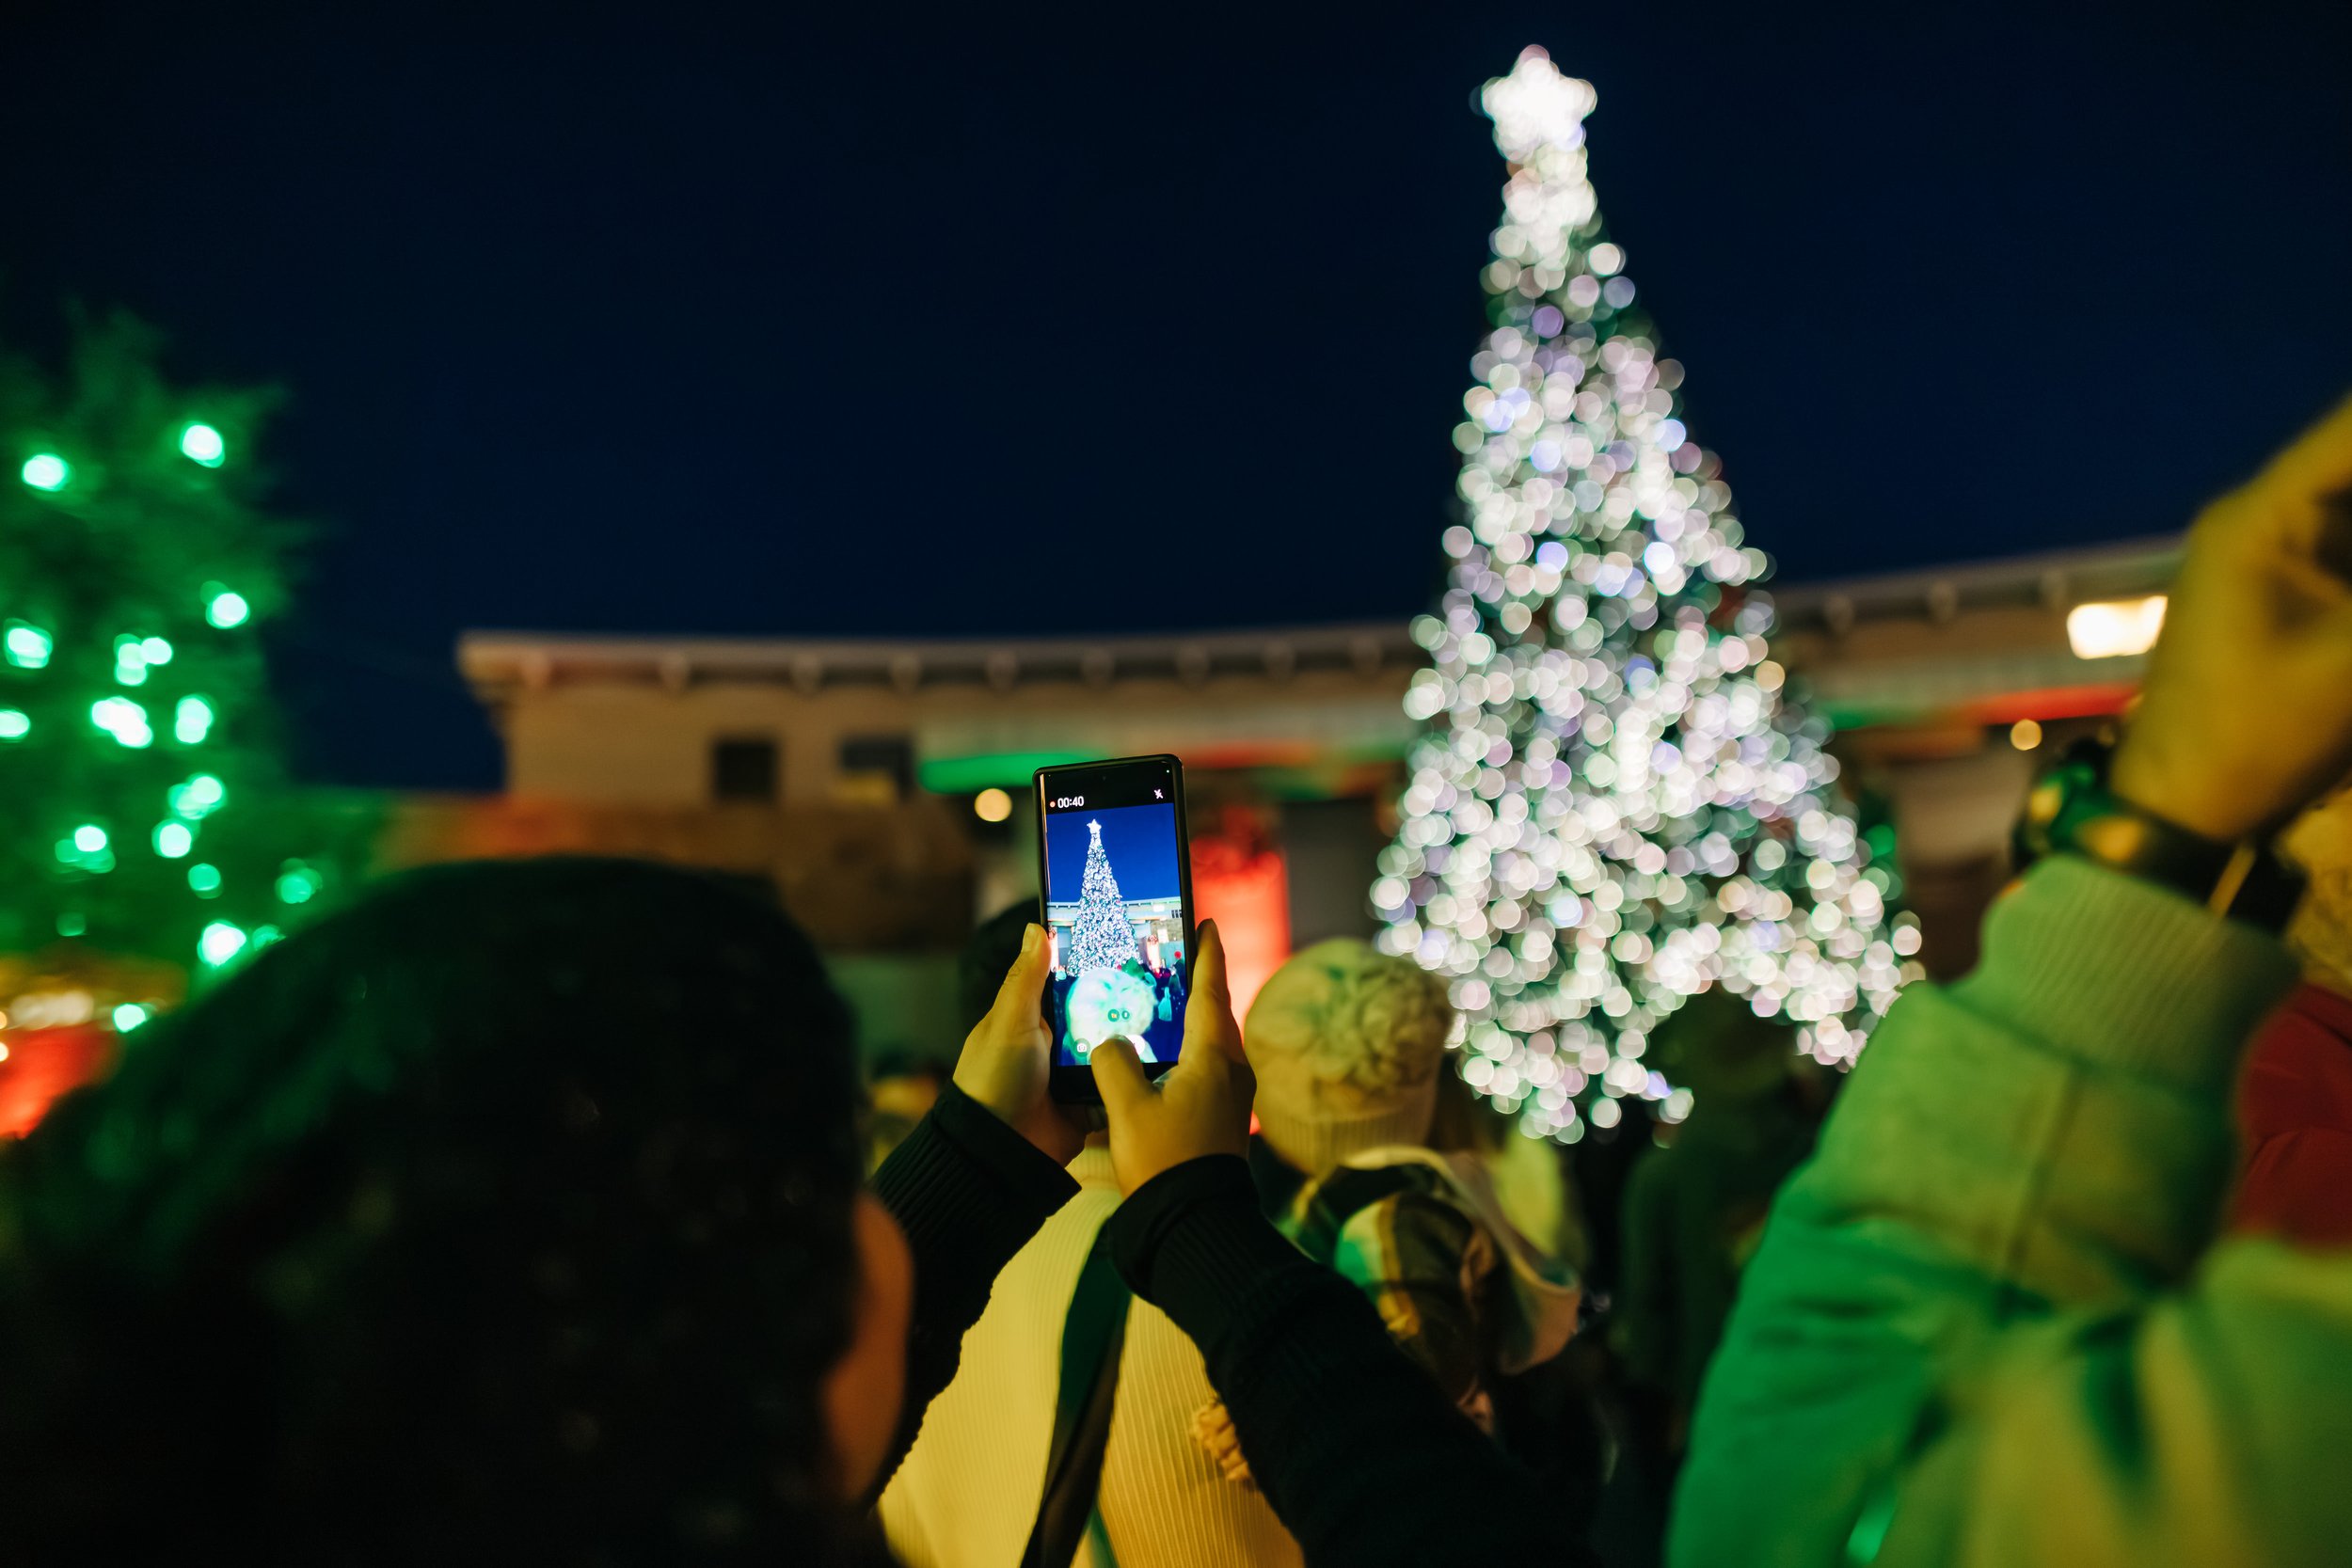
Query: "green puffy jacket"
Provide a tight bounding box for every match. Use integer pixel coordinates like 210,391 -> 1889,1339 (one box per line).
1673,855 -> 2352,1568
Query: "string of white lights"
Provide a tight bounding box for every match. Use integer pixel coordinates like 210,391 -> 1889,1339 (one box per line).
1374,47 -> 1921,1141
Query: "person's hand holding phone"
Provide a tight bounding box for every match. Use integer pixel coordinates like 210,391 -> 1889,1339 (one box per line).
953,923 -> 1086,1164
1089,920 -> 1255,1194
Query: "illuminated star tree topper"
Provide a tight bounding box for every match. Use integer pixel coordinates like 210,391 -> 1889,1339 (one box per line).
1370,47 -> 1920,1142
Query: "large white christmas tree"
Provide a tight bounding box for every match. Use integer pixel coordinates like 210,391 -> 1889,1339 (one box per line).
1066,819 -> 1141,974
1372,48 -> 1919,1140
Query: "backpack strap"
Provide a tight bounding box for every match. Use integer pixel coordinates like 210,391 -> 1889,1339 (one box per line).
1023,1227 -> 1132,1568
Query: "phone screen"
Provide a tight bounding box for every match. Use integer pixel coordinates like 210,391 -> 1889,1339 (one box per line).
1037,756 -> 1191,1071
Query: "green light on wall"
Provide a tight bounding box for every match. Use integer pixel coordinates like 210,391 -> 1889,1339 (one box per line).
153,821 -> 194,858
180,422 -> 226,466
917,750 -> 1097,795
139,635 -> 174,665
277,863 -> 320,904
187,863 -> 223,895
72,824 -> 108,854
0,709 -> 27,739
5,621 -> 53,669
20,452 -> 69,491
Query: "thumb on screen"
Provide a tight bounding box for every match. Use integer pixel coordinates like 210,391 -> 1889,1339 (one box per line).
1190,919 -> 1231,1006
1090,1036 -> 1150,1114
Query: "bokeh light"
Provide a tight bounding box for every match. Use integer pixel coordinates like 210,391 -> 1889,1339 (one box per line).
180,422 -> 226,466
5,621 -> 54,669
114,635 -> 151,686
90,696 -> 154,748
198,920 -> 247,966
205,588 -> 250,628
973,786 -> 1013,823
2010,719 -> 2042,751
174,695 -> 215,744
170,773 -> 227,817
2066,594 -> 2166,659
20,452 -> 69,491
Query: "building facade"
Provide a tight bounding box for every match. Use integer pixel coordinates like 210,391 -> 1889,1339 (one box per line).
408,537 -> 2178,1057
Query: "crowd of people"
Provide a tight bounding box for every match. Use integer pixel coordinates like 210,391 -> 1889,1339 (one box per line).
3,395 -> 2351,1564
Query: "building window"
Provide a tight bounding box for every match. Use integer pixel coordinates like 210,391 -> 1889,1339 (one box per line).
836,734 -> 914,803
712,736 -> 780,802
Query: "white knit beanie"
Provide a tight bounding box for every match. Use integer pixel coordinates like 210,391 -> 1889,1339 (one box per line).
1245,939 -> 1454,1179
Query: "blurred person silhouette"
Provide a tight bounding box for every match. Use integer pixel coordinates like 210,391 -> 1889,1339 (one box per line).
885,933 -> 1587,1568
1426,1064 -> 1592,1282
1193,939 -> 1583,1494
2018,740 -> 2352,1247
1615,987 -> 1823,1473
845,895 -> 1030,1179
881,903 -> 1302,1568
958,917 -> 1596,1568
1667,396 -> 2352,1566
0,859 -> 910,1560
1423,1053 -> 1611,1529
959,901 -> 1040,1033
2227,788 -> 2352,1244
1609,990 -> 1821,1566
866,1051 -> 948,1174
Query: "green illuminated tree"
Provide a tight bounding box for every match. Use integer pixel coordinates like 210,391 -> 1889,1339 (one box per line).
0,311 -> 323,976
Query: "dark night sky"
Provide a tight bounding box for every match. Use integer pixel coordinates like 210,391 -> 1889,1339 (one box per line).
6,1 -> 2348,790
1045,804 -> 1184,907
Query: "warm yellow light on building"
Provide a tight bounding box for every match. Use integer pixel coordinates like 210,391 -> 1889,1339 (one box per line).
972,786 -> 1013,823
2066,594 -> 2167,660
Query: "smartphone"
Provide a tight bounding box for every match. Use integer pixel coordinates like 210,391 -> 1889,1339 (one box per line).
1035,754 -> 1195,1103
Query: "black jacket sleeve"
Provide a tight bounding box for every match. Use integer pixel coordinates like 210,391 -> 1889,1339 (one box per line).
1104,1155 -> 1578,1568
867,1084 -> 1078,1489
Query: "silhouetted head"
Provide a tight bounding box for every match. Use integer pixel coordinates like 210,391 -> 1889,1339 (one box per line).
1649,985 -> 1797,1101
0,857 -> 901,1562
1244,938 -> 1454,1176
